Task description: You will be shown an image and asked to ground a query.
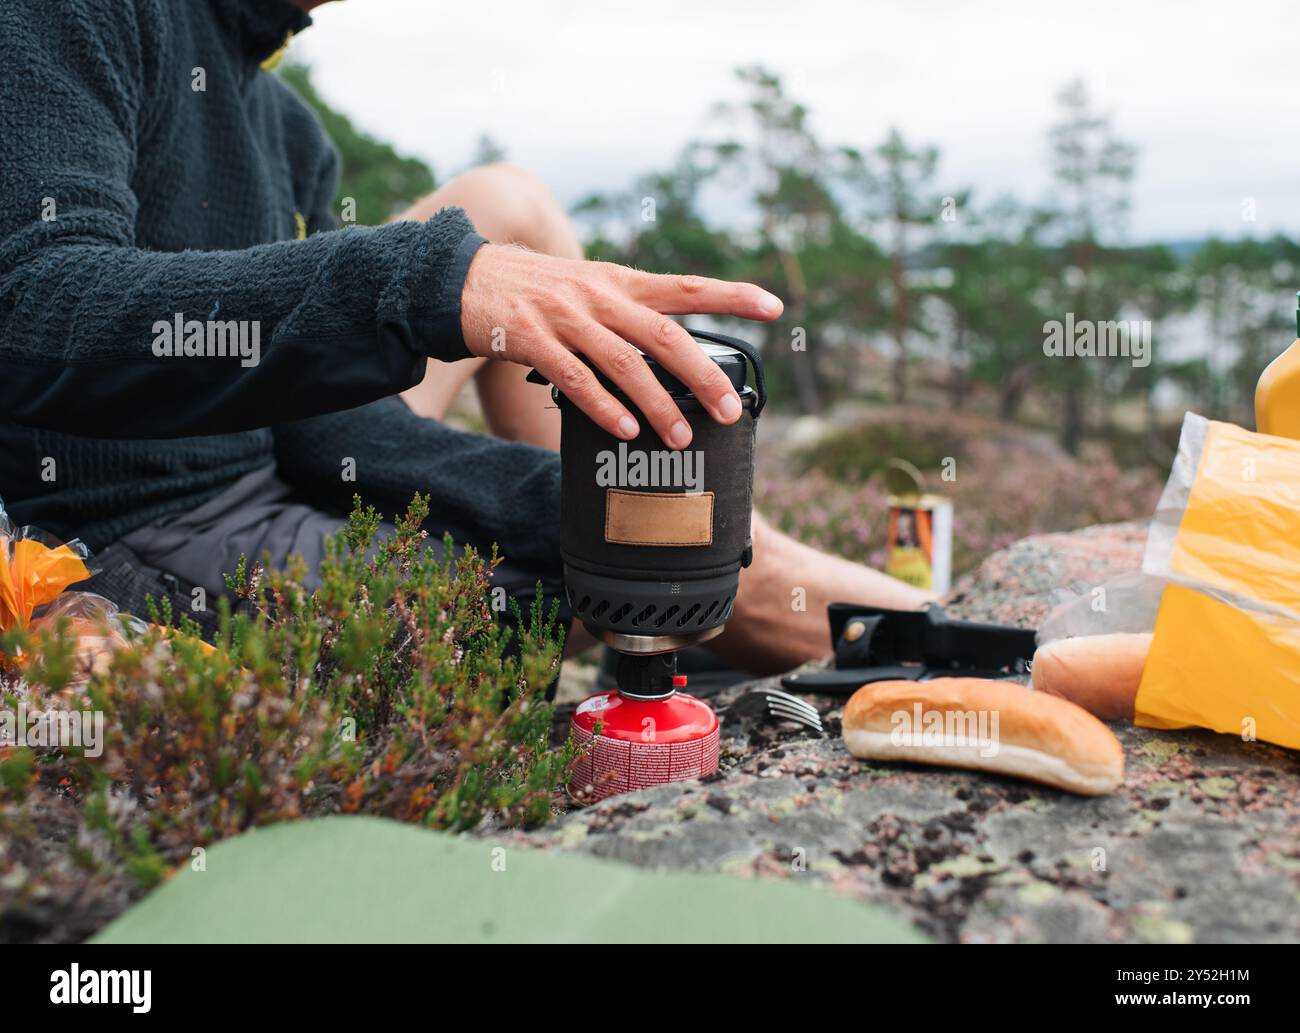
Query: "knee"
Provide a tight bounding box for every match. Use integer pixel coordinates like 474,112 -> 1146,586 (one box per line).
451,162 -> 564,245
470,161 -> 549,197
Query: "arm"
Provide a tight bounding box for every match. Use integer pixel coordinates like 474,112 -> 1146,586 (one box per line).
0,0 -> 482,439
272,396 -> 562,573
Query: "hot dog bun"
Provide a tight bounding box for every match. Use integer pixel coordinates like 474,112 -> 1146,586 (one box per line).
842,677 -> 1124,796
1031,632 -> 1151,721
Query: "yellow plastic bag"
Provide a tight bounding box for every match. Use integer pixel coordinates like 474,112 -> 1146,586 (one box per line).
1135,414 -> 1300,747
1157,417 -> 1300,613
1136,583 -> 1300,747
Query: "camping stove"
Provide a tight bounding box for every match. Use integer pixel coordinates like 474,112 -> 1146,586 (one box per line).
541,328 -> 766,801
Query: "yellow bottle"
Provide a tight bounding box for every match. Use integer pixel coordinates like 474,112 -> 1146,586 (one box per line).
1255,293 -> 1300,439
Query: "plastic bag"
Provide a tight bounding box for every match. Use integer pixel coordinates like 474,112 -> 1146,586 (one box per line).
0,497 -> 132,677
1037,573 -> 1169,643
1136,413 -> 1300,747
1038,413 -> 1300,749
1137,581 -> 1300,743
1145,412 -> 1300,617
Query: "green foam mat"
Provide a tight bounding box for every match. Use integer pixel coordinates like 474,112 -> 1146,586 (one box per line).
94,815 -> 926,943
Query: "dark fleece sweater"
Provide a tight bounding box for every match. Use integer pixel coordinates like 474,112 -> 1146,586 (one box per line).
0,0 -> 562,572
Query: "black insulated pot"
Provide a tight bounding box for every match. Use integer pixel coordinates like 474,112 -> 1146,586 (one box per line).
546,328 -> 766,655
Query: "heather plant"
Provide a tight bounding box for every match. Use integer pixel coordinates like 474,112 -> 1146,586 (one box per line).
760,411 -> 1163,577
0,496 -> 577,943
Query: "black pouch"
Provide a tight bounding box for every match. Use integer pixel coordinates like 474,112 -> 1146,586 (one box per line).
781,602 -> 1038,695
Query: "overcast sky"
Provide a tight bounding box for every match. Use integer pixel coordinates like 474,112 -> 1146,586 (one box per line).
296,0 -> 1297,242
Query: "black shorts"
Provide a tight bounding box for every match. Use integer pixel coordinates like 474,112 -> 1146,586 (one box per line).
84,464 -> 570,652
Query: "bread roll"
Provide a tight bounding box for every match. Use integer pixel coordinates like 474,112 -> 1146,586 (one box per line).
22,616 -> 124,685
842,677 -> 1124,796
1031,632 -> 1151,721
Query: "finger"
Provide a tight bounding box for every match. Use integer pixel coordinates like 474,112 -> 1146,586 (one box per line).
606,302 -> 743,430
625,270 -> 783,320
559,319 -> 690,449
534,344 -> 641,441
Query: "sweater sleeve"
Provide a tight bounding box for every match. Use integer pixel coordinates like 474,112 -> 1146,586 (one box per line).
0,0 -> 485,440
271,396 -> 563,574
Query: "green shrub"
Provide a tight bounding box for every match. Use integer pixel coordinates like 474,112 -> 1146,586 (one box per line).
792,418 -> 969,484
0,496 -> 577,943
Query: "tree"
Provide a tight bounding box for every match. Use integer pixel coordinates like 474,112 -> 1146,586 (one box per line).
1045,79 -> 1137,453
935,198 -> 1059,419
572,147 -> 739,277
1100,244 -> 1194,446
841,129 -> 949,403
469,134 -> 508,168
1192,235 -> 1300,425
279,62 -> 436,226
704,66 -> 837,413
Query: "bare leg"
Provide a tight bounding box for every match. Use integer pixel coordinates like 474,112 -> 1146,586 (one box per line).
395,163 -> 579,450
706,512 -> 935,675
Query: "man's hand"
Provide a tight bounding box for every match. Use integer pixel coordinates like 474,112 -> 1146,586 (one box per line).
459,244 -> 783,447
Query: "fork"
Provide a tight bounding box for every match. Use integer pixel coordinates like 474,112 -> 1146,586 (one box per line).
750,688 -> 824,735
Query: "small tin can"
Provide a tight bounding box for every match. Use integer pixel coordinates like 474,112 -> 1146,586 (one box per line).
883,459 -> 953,596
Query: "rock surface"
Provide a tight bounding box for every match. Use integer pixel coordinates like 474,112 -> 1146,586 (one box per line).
501,522 -> 1300,944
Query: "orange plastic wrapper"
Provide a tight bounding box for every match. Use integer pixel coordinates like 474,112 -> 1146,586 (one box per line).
0,498 -> 130,676
0,538 -> 92,632
0,500 -> 225,755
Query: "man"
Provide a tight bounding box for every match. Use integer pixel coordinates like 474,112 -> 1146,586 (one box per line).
0,0 -> 928,675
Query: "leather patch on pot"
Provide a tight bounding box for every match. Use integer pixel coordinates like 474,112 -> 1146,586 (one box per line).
604,489 -> 714,546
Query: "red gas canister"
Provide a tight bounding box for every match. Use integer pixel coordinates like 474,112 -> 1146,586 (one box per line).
569,675 -> 720,801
